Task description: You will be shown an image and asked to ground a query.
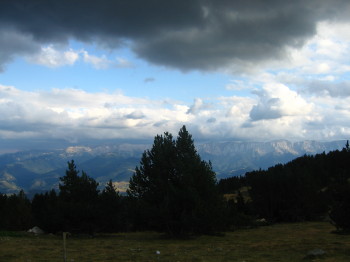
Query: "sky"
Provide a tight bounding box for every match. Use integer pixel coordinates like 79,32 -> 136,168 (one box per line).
1,0 -> 350,152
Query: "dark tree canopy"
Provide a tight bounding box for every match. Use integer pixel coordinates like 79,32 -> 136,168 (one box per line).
128,125 -> 222,236
58,160 -> 100,234
31,189 -> 60,233
98,180 -> 124,233
0,190 -> 32,230
59,160 -> 99,202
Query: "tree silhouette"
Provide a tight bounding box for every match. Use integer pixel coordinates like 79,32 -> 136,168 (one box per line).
0,190 -> 32,230
59,160 -> 99,234
32,189 -> 60,233
98,180 -> 124,232
128,126 -> 222,236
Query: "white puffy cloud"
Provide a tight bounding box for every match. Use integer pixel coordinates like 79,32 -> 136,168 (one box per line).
249,83 -> 313,121
1,81 -> 350,148
187,98 -> 213,115
281,21 -> 350,79
0,84 -> 188,141
26,45 -> 79,67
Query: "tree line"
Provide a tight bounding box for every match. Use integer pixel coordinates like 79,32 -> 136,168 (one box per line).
219,140 -> 350,231
1,127 -> 350,235
0,161 -> 125,234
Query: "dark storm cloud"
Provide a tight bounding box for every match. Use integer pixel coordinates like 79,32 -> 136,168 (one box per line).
0,0 -> 349,71
0,29 -> 40,71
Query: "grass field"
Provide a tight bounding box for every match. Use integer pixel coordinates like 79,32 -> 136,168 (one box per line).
1,222 -> 350,262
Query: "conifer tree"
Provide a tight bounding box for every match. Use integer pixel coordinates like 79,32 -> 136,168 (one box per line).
99,180 -> 123,232
59,160 -> 99,234
128,126 -> 222,236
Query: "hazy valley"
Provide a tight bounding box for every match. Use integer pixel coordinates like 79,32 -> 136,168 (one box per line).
0,140 -> 346,194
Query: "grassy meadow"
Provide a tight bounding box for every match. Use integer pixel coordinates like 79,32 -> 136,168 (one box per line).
1,222 -> 350,262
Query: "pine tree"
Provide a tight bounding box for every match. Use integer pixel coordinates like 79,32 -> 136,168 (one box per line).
346,140 -> 350,152
58,160 -> 99,234
59,160 -> 80,202
128,126 -> 222,236
99,180 -> 123,232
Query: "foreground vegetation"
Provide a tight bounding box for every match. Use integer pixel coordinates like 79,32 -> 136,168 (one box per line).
1,222 -> 350,262
1,127 -> 350,237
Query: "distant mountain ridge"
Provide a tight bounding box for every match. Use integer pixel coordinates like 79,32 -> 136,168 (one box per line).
197,140 -> 346,176
0,140 -> 346,194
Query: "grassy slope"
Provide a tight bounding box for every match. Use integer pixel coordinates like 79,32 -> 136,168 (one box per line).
1,222 -> 350,262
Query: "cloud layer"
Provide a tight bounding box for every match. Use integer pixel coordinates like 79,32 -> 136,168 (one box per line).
1,0 -> 349,72
1,82 -> 349,150
1,1 -> 350,150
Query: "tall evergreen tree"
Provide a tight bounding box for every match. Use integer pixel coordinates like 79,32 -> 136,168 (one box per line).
59,160 -> 99,234
328,141 -> 350,232
98,180 -> 123,232
128,126 -> 222,236
346,140 -> 350,152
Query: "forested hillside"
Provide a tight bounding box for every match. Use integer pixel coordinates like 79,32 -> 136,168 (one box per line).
219,141 -> 350,231
1,128 -> 350,236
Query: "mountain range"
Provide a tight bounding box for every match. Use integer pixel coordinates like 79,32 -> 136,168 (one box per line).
0,140 -> 346,195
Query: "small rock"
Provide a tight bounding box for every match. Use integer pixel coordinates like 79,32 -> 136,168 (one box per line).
28,226 -> 44,235
304,249 -> 326,259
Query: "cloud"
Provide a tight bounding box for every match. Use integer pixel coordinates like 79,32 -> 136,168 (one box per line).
250,97 -> 283,121
249,83 -> 312,121
115,57 -> 133,68
207,118 -> 216,123
1,1 -> 349,72
26,45 -> 79,67
306,80 -> 350,97
187,98 -> 212,115
0,84 -> 187,142
82,51 -> 112,69
144,77 -> 155,83
0,28 -> 40,71
278,20 -> 350,77
125,111 -> 145,120
82,51 -> 132,69
1,83 -> 350,149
